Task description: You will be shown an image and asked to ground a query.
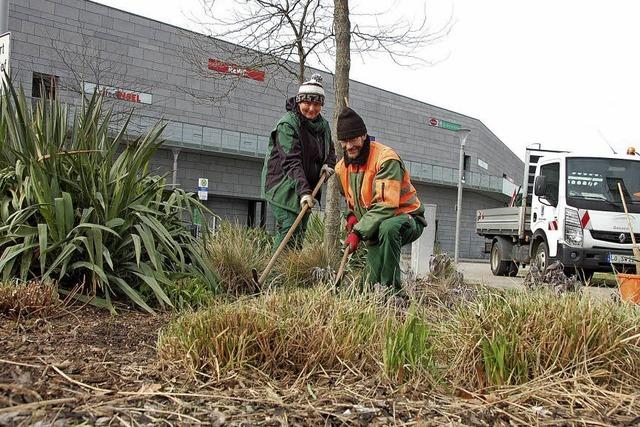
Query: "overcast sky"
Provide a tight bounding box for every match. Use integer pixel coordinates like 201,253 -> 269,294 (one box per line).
94,0 -> 640,160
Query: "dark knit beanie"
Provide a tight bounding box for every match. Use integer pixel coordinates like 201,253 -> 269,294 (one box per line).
337,107 -> 367,140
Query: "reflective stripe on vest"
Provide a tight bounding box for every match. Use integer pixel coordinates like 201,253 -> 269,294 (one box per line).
336,141 -> 421,215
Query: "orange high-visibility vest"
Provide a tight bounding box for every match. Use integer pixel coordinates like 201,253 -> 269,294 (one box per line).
335,140 -> 421,215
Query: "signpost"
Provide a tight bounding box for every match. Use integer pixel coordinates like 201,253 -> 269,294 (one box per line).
194,178 -> 209,239
197,178 -> 208,201
0,32 -> 10,92
427,116 -> 462,132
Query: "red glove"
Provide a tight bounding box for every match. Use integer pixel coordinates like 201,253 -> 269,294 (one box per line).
345,232 -> 361,254
345,214 -> 358,233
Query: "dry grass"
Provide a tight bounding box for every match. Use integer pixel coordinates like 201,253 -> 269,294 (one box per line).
158,285 -> 441,383
206,222 -> 272,294
206,219 -> 350,292
0,280 -> 60,318
159,279 -> 640,399
438,289 -> 640,390
158,287 -> 388,379
273,244 -> 336,287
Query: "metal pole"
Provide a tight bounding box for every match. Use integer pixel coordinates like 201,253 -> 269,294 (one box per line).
454,129 -> 471,264
0,0 -> 8,34
171,148 -> 180,187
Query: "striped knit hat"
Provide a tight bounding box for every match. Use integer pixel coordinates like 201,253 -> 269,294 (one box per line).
296,73 -> 325,105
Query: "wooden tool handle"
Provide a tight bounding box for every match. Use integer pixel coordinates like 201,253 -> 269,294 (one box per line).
334,245 -> 350,287
617,182 -> 640,273
258,172 -> 328,285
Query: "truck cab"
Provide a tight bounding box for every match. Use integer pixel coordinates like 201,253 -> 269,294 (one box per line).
476,147 -> 640,279
531,153 -> 640,277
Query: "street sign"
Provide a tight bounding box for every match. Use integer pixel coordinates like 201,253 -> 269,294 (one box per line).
197,177 -> 208,200
193,207 -> 202,224
0,32 -> 10,92
427,116 -> 462,132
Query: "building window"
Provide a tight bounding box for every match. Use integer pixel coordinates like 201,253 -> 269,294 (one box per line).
463,154 -> 471,171
32,72 -> 59,99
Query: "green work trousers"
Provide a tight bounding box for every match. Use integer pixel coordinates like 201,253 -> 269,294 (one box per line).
364,214 -> 424,290
271,204 -> 310,251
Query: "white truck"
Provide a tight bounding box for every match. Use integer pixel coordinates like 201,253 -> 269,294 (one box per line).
476,147 -> 640,280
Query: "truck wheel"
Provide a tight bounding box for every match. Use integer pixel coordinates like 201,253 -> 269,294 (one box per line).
534,241 -> 549,270
490,241 -> 510,276
507,261 -> 519,277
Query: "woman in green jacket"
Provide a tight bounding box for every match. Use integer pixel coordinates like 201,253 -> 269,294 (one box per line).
261,74 -> 337,249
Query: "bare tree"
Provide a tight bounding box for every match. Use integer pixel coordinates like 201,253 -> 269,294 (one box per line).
183,0 -> 451,99
184,0 -> 452,254
324,0 -> 350,254
51,34 -> 154,129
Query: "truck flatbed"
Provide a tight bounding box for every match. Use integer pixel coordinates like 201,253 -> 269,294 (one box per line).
477,206 -> 531,237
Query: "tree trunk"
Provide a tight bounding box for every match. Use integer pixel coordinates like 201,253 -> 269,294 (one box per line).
297,43 -> 306,84
324,0 -> 350,258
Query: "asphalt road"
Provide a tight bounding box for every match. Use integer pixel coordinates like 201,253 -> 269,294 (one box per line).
457,261 -> 617,299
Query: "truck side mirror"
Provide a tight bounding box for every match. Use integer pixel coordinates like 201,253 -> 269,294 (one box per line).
533,175 -> 547,197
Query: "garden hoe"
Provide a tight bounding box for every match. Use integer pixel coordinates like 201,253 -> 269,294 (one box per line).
617,182 -> 640,274
333,244 -> 350,288
252,171 -> 328,287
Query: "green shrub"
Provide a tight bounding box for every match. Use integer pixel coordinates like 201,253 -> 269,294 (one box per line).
161,277 -> 217,311
0,83 -> 217,313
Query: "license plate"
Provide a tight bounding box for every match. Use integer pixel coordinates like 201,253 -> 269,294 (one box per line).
608,253 -> 636,264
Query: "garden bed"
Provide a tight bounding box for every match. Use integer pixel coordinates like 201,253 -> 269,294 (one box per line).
2,289 -> 639,426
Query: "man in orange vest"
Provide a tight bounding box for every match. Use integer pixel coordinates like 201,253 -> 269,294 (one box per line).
335,107 -> 427,290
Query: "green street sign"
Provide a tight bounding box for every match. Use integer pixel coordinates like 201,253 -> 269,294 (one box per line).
440,120 -> 461,131
428,117 -> 462,132
193,207 -> 202,225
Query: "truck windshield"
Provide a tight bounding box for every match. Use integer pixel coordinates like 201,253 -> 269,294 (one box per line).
566,157 -> 640,213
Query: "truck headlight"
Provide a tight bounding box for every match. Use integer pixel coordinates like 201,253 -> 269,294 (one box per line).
564,208 -> 583,246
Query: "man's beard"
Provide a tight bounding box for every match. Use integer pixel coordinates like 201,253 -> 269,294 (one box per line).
343,136 -> 370,166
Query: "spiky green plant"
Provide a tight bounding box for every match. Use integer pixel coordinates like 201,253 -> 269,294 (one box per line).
0,82 -> 217,313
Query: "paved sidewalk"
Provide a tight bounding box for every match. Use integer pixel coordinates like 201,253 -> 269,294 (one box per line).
457,262 -> 617,300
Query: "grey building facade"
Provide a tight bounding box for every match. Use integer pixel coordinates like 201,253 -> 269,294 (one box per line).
6,0 -> 524,259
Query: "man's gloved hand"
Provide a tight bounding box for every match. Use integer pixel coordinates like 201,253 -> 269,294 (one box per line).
345,213 -> 358,233
345,232 -> 361,254
300,194 -> 315,209
321,164 -> 335,178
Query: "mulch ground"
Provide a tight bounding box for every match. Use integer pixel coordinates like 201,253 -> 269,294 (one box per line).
1,304 -> 639,426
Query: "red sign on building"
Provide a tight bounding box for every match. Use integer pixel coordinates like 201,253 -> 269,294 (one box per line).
207,59 -> 265,82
